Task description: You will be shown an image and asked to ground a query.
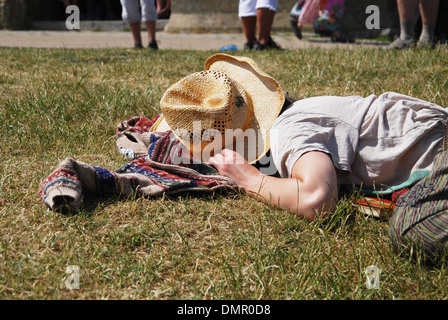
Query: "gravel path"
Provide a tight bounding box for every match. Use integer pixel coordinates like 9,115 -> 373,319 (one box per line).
0,30 -> 390,50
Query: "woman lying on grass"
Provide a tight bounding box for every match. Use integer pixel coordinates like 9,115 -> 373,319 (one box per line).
42,53 -> 448,261
211,91 -> 447,221
152,54 -> 448,260
210,91 -> 448,261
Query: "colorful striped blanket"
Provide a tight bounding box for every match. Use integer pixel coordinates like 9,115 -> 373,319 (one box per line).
40,115 -> 239,212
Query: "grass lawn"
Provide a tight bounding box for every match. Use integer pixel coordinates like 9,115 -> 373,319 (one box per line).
1,45 -> 448,300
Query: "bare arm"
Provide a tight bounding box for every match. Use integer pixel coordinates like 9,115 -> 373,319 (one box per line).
156,0 -> 170,13
209,149 -> 338,221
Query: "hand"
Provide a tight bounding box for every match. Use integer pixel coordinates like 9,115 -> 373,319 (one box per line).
209,149 -> 262,191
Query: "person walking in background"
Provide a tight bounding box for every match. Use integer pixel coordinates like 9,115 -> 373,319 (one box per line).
313,0 -> 348,43
289,0 -> 350,43
239,0 -> 282,50
120,0 -> 159,49
289,0 -> 319,40
390,0 -> 440,49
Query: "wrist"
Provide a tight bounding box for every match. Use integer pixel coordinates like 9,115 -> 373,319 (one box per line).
242,171 -> 267,194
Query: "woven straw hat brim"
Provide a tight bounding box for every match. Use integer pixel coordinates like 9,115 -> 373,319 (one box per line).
151,54 -> 284,163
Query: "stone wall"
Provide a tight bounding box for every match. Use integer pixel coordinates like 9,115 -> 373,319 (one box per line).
1,0 -> 400,37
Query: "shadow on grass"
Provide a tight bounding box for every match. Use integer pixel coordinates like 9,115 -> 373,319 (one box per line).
56,187 -> 243,216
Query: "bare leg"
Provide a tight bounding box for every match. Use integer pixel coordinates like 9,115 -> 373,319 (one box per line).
397,0 -> 419,21
390,0 -> 419,49
398,0 -> 419,40
418,0 -> 439,45
144,21 -> 158,49
144,21 -> 156,42
420,0 -> 439,24
241,15 -> 257,46
129,21 -> 142,46
256,7 -> 275,45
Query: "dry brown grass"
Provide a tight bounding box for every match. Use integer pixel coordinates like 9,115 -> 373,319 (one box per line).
1,46 -> 448,300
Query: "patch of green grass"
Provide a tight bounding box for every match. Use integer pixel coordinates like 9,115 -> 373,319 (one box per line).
1,46 -> 448,300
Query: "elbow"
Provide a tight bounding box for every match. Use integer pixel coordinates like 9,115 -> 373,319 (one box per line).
301,188 -> 338,222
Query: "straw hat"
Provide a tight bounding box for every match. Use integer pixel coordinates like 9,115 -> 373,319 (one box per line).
150,53 -> 285,163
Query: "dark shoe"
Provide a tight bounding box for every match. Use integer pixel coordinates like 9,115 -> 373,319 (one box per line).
253,41 -> 263,51
148,40 -> 159,50
266,38 -> 282,50
243,42 -> 254,50
254,38 -> 283,51
330,33 -> 355,43
290,18 -> 302,40
134,43 -> 143,49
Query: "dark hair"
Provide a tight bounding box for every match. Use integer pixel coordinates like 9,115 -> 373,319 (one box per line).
280,92 -> 299,115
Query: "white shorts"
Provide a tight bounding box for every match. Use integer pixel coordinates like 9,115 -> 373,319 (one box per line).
238,0 -> 278,17
120,0 -> 157,23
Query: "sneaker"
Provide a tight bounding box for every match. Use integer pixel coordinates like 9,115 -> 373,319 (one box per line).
148,40 -> 159,50
389,37 -> 413,50
417,38 -> 435,49
134,43 -> 143,49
